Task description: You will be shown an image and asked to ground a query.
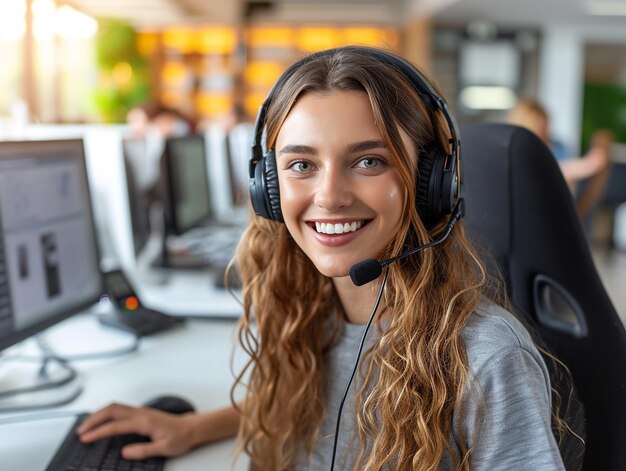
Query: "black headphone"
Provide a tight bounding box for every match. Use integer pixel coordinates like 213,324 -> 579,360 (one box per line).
248,46 -> 460,225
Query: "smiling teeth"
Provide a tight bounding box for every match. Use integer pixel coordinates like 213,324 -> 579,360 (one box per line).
315,221 -> 363,235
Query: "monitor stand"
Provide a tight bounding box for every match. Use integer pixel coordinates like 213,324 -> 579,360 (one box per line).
0,345 -> 82,413
134,234 -> 171,286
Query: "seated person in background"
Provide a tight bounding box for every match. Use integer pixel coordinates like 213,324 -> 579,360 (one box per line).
575,129 -> 614,221
126,105 -> 151,139
507,98 -> 612,191
77,47 -> 577,469
126,102 -> 195,139
125,102 -> 196,204
222,103 -> 254,206
197,103 -> 254,207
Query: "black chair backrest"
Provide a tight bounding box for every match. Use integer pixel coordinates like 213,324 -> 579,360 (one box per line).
461,123 -> 626,470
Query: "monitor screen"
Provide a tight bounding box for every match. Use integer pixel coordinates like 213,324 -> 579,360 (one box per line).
164,135 -> 212,235
0,139 -> 102,351
122,138 -> 152,256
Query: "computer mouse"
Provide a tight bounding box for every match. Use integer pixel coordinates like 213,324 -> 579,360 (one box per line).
143,395 -> 196,415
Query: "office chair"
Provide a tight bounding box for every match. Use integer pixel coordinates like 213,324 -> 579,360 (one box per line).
460,123 -> 626,470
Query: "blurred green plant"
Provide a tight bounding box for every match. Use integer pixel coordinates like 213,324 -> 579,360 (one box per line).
93,19 -> 151,123
582,83 -> 626,150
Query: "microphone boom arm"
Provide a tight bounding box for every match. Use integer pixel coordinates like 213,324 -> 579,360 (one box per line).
381,198 -> 465,268
349,198 -> 465,286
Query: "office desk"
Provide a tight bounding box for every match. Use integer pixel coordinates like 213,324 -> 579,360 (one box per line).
135,267 -> 243,319
0,313 -> 250,470
126,238 -> 243,319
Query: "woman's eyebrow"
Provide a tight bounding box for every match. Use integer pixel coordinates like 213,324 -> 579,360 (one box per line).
346,140 -> 387,154
278,140 -> 387,157
278,144 -> 317,156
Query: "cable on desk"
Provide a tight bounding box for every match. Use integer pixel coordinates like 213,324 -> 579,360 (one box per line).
0,355 -> 78,400
0,353 -> 84,413
0,333 -> 141,364
37,334 -> 141,362
0,334 -> 140,412
0,409 -> 89,426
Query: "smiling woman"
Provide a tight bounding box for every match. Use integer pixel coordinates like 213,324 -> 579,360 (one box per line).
77,46 -> 575,471
233,45 -> 573,470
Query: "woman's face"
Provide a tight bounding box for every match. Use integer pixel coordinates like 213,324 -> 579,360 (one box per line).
275,90 -> 409,279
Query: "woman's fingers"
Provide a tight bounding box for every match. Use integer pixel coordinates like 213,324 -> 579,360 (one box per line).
76,403 -> 134,435
122,440 -> 172,460
77,404 -> 155,443
74,402 -> 197,460
78,417 -> 148,443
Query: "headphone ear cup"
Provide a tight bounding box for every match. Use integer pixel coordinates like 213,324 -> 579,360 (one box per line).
416,146 -> 451,221
263,150 -> 284,222
440,153 -> 458,214
416,146 -> 437,220
250,156 -> 270,220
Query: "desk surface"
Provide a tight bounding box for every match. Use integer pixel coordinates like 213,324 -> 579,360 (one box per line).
134,266 -> 243,319
0,313 -> 250,470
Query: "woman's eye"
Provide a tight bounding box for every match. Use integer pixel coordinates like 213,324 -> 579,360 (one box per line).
289,161 -> 313,173
356,157 -> 383,169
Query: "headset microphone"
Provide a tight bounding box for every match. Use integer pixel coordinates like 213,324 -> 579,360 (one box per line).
349,199 -> 465,287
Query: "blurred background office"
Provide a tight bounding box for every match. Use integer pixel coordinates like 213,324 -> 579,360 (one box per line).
0,0 -> 624,320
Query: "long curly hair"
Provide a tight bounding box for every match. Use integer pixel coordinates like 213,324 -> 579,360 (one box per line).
232,46 -> 494,470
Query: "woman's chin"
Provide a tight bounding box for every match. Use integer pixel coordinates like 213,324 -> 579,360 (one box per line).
313,262 -> 351,280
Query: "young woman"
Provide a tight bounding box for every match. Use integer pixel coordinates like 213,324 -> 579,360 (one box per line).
78,46 -> 568,470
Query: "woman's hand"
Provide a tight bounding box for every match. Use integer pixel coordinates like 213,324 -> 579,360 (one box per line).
76,403 -> 202,460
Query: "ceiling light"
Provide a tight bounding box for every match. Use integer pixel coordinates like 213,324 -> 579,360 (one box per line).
459,86 -> 517,110
585,0 -> 626,16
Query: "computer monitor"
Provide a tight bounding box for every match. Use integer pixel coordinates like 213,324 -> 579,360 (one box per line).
163,135 -> 212,236
122,138 -> 152,256
0,139 -> 103,352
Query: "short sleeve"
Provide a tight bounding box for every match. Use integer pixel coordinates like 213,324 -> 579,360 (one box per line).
454,346 -> 565,470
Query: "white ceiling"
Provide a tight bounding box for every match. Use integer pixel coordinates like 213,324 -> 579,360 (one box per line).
434,0 -> 626,28
62,0 -> 242,27
62,0 -> 407,27
60,0 -> 626,29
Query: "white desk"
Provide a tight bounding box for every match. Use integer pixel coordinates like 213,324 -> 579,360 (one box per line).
125,237 -> 243,319
0,313 -> 250,470
135,267 -> 243,319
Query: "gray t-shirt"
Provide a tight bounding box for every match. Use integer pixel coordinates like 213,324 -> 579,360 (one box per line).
293,299 -> 565,470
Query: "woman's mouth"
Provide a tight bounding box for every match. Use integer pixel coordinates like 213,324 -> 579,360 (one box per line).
305,219 -> 371,247
306,219 -> 371,236
314,220 -> 366,235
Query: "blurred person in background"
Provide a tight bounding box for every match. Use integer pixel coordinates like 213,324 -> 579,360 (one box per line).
197,103 -> 254,208
222,103 -> 254,206
507,99 -> 614,225
507,98 -> 612,191
125,101 -> 195,193
127,102 -> 195,139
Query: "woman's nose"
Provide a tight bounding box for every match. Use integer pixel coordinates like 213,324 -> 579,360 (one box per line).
313,169 -> 353,211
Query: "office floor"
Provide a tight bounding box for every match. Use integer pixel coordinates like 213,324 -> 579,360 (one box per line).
592,246 -> 626,325
587,207 -> 626,325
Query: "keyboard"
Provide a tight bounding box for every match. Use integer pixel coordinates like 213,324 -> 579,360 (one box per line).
164,228 -> 240,270
182,225 -> 244,268
46,413 -> 165,471
97,308 -> 184,337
